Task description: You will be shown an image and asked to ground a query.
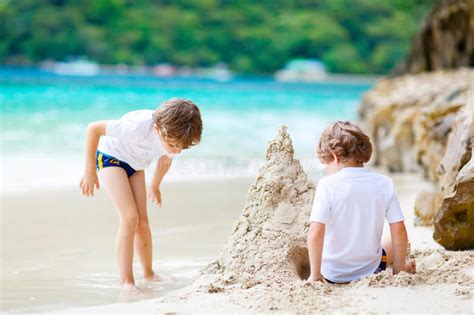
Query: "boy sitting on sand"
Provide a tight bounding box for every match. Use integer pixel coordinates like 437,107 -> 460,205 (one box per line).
307,121 -> 415,284
79,98 -> 202,292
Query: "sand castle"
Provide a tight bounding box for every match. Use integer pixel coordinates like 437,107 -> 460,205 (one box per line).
206,126 -> 315,284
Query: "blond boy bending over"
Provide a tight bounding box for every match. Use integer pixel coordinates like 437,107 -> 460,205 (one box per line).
80,99 -> 202,292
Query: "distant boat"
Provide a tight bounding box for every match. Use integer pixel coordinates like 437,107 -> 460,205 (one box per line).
195,63 -> 234,82
208,63 -> 233,82
152,63 -> 176,77
53,59 -> 100,76
275,59 -> 327,82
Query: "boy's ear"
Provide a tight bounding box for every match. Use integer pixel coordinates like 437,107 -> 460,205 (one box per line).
332,154 -> 339,164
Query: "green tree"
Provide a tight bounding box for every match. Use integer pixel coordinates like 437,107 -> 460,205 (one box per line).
0,0 -> 434,74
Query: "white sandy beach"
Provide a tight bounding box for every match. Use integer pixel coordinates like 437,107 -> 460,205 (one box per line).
4,171 -> 462,314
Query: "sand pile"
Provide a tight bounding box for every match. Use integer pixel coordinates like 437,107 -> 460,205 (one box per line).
205,126 -> 316,285
352,249 -> 474,289
232,249 -> 474,312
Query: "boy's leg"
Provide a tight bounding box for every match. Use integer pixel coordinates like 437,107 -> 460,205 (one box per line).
381,234 -> 416,273
128,171 -> 155,279
381,234 -> 394,265
99,167 -> 139,286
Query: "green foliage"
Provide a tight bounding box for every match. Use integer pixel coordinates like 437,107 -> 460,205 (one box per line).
0,0 -> 435,74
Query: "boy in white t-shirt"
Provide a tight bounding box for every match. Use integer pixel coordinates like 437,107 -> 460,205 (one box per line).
79,98 -> 202,292
307,121 -> 416,284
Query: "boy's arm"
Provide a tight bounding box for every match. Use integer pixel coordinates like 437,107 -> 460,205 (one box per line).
307,222 -> 325,281
389,221 -> 408,275
148,155 -> 173,207
80,121 -> 107,196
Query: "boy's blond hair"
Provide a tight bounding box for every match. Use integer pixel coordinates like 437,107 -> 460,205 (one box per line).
152,98 -> 202,149
317,121 -> 372,164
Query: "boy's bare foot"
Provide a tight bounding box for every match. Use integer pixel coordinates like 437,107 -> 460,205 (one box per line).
144,271 -> 164,282
144,271 -> 174,282
405,260 -> 416,274
120,282 -> 142,294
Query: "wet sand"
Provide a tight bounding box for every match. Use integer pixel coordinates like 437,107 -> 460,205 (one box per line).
1,178 -> 252,313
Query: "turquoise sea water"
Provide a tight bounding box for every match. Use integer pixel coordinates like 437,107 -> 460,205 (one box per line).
1,67 -> 372,191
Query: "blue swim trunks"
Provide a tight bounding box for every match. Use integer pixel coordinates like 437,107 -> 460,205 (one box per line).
96,151 -> 137,177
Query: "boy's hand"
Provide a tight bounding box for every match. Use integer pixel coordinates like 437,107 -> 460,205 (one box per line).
148,186 -> 162,207
306,274 -> 325,283
80,171 -> 100,197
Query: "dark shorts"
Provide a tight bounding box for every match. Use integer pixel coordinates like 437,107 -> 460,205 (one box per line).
374,248 -> 388,273
96,151 -> 137,177
324,248 -> 388,284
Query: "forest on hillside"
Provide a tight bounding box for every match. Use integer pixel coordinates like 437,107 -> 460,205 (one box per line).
0,0 -> 435,74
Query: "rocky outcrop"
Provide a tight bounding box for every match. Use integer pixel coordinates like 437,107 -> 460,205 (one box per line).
433,105 -> 474,249
393,0 -> 474,75
358,68 -> 474,250
434,153 -> 474,249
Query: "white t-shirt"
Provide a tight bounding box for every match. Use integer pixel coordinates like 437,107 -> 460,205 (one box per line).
309,167 -> 404,283
98,110 -> 176,170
